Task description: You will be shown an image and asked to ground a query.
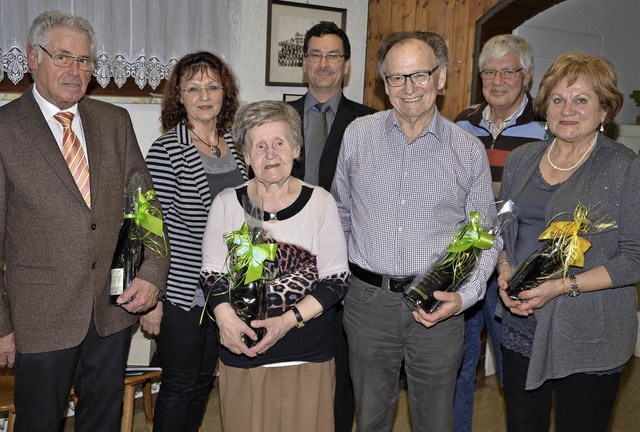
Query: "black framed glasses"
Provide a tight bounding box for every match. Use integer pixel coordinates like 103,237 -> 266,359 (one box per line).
179,85 -> 224,95
384,65 -> 440,87
38,45 -> 94,71
304,53 -> 346,64
479,67 -> 523,80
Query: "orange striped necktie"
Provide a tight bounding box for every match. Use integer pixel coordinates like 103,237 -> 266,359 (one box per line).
54,112 -> 91,208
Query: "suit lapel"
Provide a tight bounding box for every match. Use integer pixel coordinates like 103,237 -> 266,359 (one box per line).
19,90 -> 88,208
78,100 -> 100,211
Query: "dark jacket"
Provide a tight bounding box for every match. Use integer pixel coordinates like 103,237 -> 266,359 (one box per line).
289,93 -> 375,191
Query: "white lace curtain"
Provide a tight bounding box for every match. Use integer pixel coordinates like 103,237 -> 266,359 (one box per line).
0,0 -> 232,89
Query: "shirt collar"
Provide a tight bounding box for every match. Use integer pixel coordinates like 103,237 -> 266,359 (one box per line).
384,108 -> 444,142
32,84 -> 79,120
481,94 -> 527,137
304,91 -> 342,114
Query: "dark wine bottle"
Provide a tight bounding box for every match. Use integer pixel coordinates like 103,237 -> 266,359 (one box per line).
505,239 -> 563,300
229,269 -> 268,348
110,217 -> 143,305
403,253 -> 476,313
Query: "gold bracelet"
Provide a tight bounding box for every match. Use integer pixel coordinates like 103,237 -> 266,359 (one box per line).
496,259 -> 510,268
562,278 -> 569,295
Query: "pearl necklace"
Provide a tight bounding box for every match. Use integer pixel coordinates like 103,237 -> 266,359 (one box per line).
546,133 -> 598,172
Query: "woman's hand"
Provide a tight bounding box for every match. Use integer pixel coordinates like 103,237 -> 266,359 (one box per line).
213,303 -> 258,357
412,291 -> 462,328
249,313 -> 297,355
140,301 -> 163,336
499,278 -> 564,317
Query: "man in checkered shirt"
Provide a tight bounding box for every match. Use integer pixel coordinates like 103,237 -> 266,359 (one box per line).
332,31 -> 501,432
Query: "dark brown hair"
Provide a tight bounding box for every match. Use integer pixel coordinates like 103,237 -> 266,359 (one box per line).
161,51 -> 239,133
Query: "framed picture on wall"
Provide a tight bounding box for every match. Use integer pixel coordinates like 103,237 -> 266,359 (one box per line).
266,0 -> 347,86
282,93 -> 304,102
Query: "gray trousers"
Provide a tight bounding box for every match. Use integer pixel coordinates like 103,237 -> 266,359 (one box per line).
344,275 -> 464,432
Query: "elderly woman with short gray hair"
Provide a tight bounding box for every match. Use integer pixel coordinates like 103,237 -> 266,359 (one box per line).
200,100 -> 349,432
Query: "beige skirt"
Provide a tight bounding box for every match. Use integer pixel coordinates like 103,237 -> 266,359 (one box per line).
218,359 -> 336,432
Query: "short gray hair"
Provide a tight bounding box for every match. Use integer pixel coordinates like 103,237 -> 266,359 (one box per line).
232,101 -> 303,157
478,34 -> 534,74
28,10 -> 97,63
376,31 -> 448,79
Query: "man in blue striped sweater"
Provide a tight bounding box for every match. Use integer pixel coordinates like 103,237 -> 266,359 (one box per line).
453,34 -> 547,432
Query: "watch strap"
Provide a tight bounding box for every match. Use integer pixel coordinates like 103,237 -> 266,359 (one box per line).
567,272 -> 580,297
292,306 -> 305,329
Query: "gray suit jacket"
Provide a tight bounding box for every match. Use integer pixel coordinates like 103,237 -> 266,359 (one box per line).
499,134 -> 640,389
0,87 -> 169,353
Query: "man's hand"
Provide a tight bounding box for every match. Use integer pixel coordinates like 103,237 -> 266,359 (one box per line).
140,301 -> 163,336
411,291 -> 462,328
118,278 -> 160,314
0,332 -> 15,368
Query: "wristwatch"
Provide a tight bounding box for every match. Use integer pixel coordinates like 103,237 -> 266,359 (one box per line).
567,272 -> 581,297
291,306 -> 305,329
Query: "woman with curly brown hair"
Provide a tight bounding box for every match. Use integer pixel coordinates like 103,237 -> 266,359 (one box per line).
143,51 -> 248,431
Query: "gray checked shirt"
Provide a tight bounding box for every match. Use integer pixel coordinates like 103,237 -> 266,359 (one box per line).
332,108 -> 501,311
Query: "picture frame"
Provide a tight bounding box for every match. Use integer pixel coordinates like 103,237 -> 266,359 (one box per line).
266,0 -> 347,87
282,93 -> 304,103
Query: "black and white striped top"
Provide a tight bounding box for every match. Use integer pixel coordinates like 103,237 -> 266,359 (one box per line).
145,123 -> 248,310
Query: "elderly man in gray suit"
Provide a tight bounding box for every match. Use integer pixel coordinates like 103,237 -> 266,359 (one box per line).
0,11 -> 168,431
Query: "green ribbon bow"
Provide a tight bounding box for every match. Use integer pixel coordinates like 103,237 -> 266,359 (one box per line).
446,211 -> 494,253
437,211 -> 494,282
227,222 -> 277,284
124,191 -> 164,237
123,190 -> 166,256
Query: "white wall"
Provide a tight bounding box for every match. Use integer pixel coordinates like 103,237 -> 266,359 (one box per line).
228,0 -> 370,105
514,0 -> 640,126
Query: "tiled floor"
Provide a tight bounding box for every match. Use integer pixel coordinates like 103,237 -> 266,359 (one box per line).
127,356 -> 640,431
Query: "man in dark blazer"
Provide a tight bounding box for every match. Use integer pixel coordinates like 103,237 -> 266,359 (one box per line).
289,22 -> 376,192
0,11 -> 168,431
288,22 -> 375,432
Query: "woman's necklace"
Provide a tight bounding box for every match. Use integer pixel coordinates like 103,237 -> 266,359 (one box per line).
546,133 -> 598,172
190,129 -> 221,158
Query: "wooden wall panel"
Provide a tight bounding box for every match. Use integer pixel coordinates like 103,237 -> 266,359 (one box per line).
365,0 -> 502,120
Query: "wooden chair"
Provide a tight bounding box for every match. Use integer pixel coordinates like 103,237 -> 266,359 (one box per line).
0,369 -> 15,432
71,370 -> 161,432
121,371 -> 162,432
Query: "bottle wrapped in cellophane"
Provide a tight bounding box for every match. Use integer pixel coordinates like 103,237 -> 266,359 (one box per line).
505,202 -> 616,300
403,200 -> 518,313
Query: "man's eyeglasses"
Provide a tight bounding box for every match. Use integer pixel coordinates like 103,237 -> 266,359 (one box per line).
38,45 -> 94,72
479,68 -> 523,80
384,65 -> 440,87
304,53 -> 346,64
179,85 -> 224,95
